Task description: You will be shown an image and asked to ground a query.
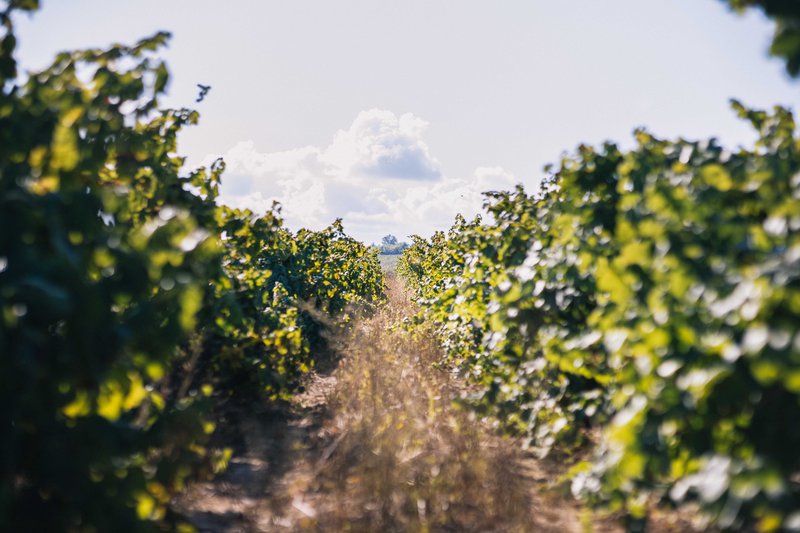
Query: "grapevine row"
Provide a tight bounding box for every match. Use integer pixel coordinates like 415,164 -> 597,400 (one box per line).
399,104 -> 800,530
0,5 -> 383,530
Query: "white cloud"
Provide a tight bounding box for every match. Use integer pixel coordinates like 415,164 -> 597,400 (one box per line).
204,109 -> 527,244
324,109 -> 441,181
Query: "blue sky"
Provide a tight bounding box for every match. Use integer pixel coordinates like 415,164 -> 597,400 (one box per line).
14,1 -> 800,244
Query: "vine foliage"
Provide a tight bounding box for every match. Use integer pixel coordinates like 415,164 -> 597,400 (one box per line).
0,2 -> 383,530
400,104 -> 800,530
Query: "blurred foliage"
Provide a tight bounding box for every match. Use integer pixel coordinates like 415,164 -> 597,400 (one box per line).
722,0 -> 800,77
0,1 -> 383,530
575,102 -> 800,531
400,103 -> 800,530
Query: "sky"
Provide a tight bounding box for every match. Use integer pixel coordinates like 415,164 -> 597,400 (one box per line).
13,1 -> 800,244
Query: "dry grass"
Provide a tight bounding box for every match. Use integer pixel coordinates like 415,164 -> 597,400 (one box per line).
305,274 -> 534,532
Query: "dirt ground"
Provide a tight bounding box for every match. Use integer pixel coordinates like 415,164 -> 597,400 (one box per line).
174,276 -> 698,532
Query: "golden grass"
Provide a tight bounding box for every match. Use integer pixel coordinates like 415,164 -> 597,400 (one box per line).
305,274 -> 535,532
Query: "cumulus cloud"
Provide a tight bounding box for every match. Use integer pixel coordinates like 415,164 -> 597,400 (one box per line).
324,110 -> 441,181
204,109 -> 525,244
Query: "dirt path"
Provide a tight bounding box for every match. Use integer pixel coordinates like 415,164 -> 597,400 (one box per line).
176,275 -> 622,532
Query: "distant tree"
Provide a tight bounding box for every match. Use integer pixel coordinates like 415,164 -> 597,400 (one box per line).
378,234 -> 408,255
